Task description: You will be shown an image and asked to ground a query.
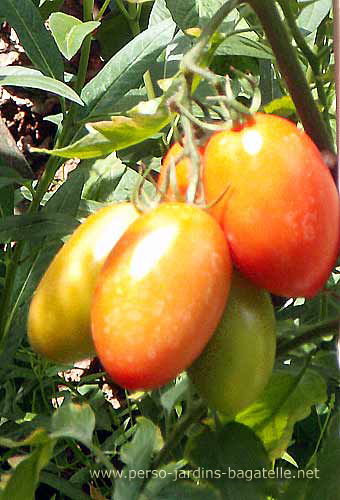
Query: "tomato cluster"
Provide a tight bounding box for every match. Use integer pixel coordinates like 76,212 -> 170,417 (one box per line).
28,113 -> 339,416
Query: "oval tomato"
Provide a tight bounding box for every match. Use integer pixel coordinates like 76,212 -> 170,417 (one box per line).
188,271 -> 276,417
158,142 -> 204,200
91,202 -> 232,390
28,203 -> 139,363
203,113 -> 340,297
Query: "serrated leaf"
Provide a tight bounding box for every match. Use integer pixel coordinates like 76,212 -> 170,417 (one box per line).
113,417 -> 163,500
186,421 -> 270,499
0,212 -> 79,243
0,0 -> 63,80
79,19 -> 175,121
50,402 -> 95,448
0,67 -> 83,105
236,367 -> 327,460
49,13 -> 100,60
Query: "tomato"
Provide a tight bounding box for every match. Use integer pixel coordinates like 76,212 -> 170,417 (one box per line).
158,142 -> 204,200
188,271 -> 276,417
203,113 -> 340,297
28,203 -> 139,364
91,202 -> 232,390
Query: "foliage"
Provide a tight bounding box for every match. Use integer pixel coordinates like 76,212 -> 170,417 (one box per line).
0,0 -> 339,498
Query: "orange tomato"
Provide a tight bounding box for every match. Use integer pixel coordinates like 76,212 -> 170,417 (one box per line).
91,202 -> 232,390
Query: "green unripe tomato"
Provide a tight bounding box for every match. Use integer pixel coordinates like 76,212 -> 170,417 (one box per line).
188,271 -> 276,417
28,203 -> 139,364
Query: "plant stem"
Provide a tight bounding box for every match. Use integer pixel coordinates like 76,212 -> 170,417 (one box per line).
247,0 -> 334,153
95,0 -> 111,20
277,0 -> 332,136
152,400 -> 206,469
276,318 -> 340,357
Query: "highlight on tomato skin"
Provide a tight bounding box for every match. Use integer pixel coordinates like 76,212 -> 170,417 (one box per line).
91,202 -> 232,391
28,203 -> 139,364
203,112 -> 340,298
188,270 -> 276,417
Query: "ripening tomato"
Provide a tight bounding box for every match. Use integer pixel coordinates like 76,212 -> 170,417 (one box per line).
28,203 -> 139,363
158,142 -> 204,200
188,271 -> 276,417
203,113 -> 340,297
91,202 -> 232,390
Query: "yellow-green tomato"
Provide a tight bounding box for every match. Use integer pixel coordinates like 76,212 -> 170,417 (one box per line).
188,271 -> 276,417
28,203 -> 139,364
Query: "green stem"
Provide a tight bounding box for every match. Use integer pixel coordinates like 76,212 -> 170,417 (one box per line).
247,0 -> 334,153
276,317 -> 340,357
95,0 -> 111,20
116,0 -> 156,99
277,0 -> 332,136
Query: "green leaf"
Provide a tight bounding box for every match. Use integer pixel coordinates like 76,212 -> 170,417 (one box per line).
217,34 -> 273,59
0,67 -> 83,105
0,429 -> 50,448
0,440 -> 55,500
165,0 -> 199,31
160,377 -> 190,414
34,129 -> 114,159
113,417 -> 163,500
236,367 -> 327,460
186,421 -> 271,499
0,116 -> 33,179
81,153 -> 126,202
39,472 -> 90,500
39,0 -> 65,20
263,96 -> 297,117
0,212 -> 79,243
297,0 -> 332,33
50,401 -> 95,448
49,13 -> 100,60
0,0 -> 63,80
79,19 -> 175,121
0,165 -> 32,190
36,98 -> 170,159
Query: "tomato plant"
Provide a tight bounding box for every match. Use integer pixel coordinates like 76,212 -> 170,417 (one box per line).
203,113 -> 340,298
188,271 -> 276,417
91,202 -> 232,390
28,203 -> 139,363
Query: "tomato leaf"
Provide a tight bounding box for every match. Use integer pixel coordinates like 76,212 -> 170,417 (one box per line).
78,19 -> 176,121
282,411 -> 340,500
0,67 -> 83,105
0,440 -> 55,500
236,366 -> 328,460
81,153 -> 126,203
49,13 -> 100,60
113,417 -> 163,500
0,0 -> 63,80
142,476 -> 220,499
185,421 -> 271,499
0,213 -> 79,243
50,401 -> 95,448
35,98 -> 170,159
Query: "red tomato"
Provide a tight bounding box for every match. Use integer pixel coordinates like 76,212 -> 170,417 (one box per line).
91,202 -> 232,390
158,142 -> 204,200
203,113 -> 340,298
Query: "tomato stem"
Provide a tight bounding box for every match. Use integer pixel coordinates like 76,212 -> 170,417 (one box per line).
276,317 -> 340,357
247,0 -> 334,154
